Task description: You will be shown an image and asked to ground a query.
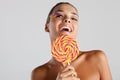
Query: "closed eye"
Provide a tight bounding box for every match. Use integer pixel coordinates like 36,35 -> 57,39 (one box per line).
55,14 -> 63,18
71,17 -> 78,21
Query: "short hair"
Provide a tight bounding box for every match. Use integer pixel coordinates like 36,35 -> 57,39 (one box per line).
46,2 -> 78,24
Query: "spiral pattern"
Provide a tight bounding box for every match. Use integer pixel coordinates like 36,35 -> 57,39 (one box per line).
51,35 -> 80,65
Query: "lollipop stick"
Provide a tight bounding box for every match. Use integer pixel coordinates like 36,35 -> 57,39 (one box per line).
68,62 -> 70,65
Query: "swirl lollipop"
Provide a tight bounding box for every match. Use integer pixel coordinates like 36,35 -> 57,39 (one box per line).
51,34 -> 80,65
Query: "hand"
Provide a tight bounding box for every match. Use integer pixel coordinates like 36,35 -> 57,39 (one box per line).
56,65 -> 80,80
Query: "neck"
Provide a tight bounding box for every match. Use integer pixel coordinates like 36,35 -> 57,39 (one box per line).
49,57 -> 68,68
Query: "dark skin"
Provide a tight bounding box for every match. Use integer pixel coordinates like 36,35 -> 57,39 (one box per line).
32,3 -> 112,80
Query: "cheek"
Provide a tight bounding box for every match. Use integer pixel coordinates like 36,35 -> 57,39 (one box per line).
48,22 -> 57,33
74,24 -> 79,31
49,20 -> 61,30
49,19 -> 57,27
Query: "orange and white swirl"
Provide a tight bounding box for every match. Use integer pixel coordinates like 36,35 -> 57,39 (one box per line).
51,35 -> 80,65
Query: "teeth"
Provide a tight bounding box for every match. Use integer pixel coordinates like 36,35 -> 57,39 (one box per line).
60,26 -> 71,32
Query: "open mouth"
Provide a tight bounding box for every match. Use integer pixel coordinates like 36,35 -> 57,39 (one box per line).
60,26 -> 72,32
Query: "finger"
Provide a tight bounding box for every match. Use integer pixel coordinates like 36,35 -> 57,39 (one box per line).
62,65 -> 75,72
71,77 -> 80,80
62,76 -> 80,80
60,69 -> 77,78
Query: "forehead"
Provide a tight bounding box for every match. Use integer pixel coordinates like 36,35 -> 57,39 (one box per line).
52,4 -> 78,15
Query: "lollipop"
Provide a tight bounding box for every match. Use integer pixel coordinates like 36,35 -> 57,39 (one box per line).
51,35 -> 80,65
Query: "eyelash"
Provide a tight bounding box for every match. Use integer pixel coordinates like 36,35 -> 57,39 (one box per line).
54,14 -> 78,21
55,14 -> 63,18
71,17 -> 78,21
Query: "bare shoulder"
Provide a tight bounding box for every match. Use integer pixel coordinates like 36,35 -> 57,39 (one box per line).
81,50 -> 112,80
82,50 -> 107,63
31,63 -> 49,80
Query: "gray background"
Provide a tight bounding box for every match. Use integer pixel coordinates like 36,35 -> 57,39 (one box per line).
0,0 -> 120,80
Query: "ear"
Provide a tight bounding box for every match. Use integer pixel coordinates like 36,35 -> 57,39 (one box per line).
45,24 -> 49,32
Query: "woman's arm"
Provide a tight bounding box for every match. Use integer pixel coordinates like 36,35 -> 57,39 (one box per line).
31,66 -> 47,80
96,50 -> 112,80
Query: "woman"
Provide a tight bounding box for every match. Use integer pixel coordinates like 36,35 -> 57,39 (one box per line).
32,2 -> 112,80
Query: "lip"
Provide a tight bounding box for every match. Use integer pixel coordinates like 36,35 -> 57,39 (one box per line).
59,24 -> 73,32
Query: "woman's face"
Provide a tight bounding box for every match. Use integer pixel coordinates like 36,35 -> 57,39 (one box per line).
45,4 -> 79,42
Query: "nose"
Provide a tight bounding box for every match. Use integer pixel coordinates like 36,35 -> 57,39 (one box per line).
63,17 -> 71,23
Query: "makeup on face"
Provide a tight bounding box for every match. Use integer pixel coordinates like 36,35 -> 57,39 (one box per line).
50,10 -> 79,22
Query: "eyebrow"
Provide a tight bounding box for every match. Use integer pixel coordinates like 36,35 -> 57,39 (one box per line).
54,9 -> 79,17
